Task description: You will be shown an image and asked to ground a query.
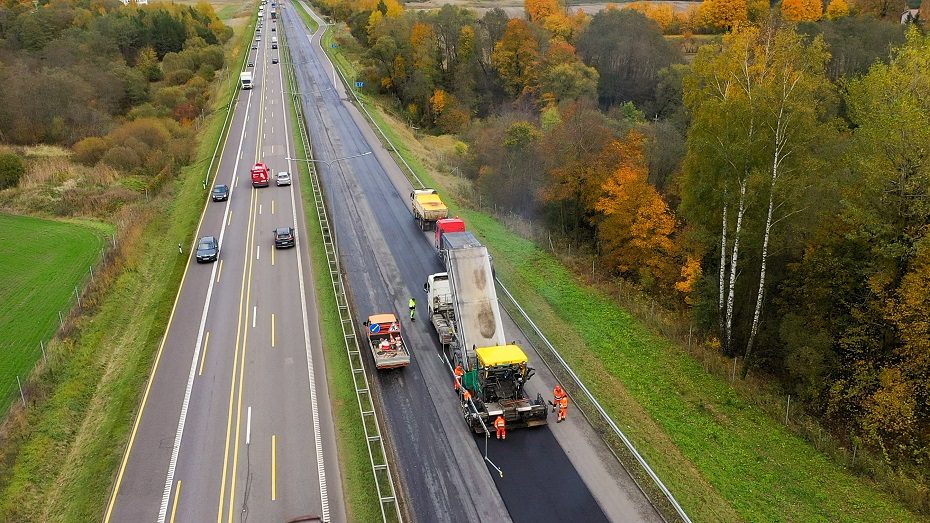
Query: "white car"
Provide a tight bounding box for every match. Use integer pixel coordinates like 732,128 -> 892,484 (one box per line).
276,171 -> 292,186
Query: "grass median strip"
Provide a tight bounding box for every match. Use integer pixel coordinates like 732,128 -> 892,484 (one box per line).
318,19 -> 919,523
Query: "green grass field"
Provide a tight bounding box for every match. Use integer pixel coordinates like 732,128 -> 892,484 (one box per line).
314,18 -> 921,521
0,214 -> 106,414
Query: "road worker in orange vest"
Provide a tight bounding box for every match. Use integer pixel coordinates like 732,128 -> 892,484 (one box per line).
552,384 -> 566,412
494,415 -> 506,440
454,364 -> 464,391
557,395 -> 569,422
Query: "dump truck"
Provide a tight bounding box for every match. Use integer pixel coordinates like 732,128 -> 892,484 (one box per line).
250,162 -> 269,187
239,71 -> 253,89
424,233 -> 547,432
410,189 -> 448,230
362,314 -> 410,369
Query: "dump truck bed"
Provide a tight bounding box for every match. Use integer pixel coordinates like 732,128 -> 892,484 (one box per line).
365,314 -> 410,369
445,244 -> 506,363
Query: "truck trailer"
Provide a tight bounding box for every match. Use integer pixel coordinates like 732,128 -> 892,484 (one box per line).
239,71 -> 253,89
362,314 -> 410,369
410,189 -> 448,230
425,232 -> 547,432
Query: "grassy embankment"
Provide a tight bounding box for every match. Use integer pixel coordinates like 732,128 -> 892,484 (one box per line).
280,19 -> 381,522
0,215 -> 108,415
313,16 -> 921,523
0,6 -> 256,521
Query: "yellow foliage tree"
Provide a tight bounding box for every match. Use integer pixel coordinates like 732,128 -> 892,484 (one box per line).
525,0 -> 561,23
366,10 -> 384,39
699,0 -> 748,30
825,0 -> 850,18
594,131 -> 678,288
492,19 -> 541,96
781,0 -> 823,21
383,0 -> 404,17
628,2 -> 676,33
675,256 -> 702,301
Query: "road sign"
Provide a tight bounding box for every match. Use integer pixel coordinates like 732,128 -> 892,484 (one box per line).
355,81 -> 364,88
331,43 -> 337,48
369,323 -> 381,334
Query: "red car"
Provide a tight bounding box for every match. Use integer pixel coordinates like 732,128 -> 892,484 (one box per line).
250,162 -> 269,187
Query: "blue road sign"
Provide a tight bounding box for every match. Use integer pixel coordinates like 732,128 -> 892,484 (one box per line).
369,323 -> 381,334
331,43 -> 337,48
355,81 -> 364,88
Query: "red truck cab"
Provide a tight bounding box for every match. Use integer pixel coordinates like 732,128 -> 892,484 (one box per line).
250,162 -> 269,187
435,218 -> 466,250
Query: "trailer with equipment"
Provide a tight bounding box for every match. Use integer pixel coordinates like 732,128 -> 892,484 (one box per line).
362,313 -> 411,370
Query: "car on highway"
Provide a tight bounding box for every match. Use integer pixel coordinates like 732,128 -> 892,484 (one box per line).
255,35 -> 260,40
251,44 -> 257,50
276,171 -> 291,186
273,227 -> 295,249
272,26 -> 276,31
196,236 -> 219,263
212,184 -> 229,201
272,57 -> 278,64
248,60 -> 254,67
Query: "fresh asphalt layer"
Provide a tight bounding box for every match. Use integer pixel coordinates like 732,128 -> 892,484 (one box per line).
284,2 -> 660,522
105,12 -> 344,523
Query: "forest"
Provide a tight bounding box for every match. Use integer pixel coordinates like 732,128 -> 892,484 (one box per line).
0,0 -> 232,198
313,0 -> 930,499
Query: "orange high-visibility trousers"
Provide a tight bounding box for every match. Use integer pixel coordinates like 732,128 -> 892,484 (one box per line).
494,416 -> 506,440
557,396 -> 569,421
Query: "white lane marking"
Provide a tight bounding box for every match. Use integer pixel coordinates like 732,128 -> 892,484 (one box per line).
259,204 -> 263,215
257,245 -> 261,260
253,306 -> 257,328
279,19 -> 329,521
156,54 -> 258,523
246,406 -> 252,446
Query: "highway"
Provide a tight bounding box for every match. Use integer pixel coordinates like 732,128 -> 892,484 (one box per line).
283,2 -> 662,522
104,10 -> 344,523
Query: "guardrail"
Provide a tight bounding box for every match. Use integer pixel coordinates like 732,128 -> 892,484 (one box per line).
280,13 -> 402,523
495,281 -> 691,523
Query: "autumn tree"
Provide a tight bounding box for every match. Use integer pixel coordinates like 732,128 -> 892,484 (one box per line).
699,0 -> 749,31
594,131 -> 678,290
782,0 -> 823,22
577,9 -> 683,109
525,0 -> 561,23
825,0 -> 850,18
681,23 -> 836,363
492,19 -> 541,97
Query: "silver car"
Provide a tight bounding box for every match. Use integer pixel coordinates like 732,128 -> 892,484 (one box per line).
276,171 -> 292,186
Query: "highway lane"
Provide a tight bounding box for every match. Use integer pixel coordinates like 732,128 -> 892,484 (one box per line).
106,12 -> 344,523
285,2 -> 661,522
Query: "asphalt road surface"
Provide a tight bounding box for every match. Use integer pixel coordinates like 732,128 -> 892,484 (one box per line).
104,11 -> 344,523
284,3 -> 661,522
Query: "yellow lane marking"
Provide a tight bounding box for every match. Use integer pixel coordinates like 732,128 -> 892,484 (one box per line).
224,42 -> 271,522
216,189 -> 259,522
170,480 -> 182,523
271,435 -> 277,501
216,260 -> 224,283
227,211 -> 233,225
271,199 -> 275,215
199,331 -> 211,376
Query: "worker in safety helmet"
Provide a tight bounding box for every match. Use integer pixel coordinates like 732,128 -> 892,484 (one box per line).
494,415 -> 506,440
557,395 -> 569,423
453,364 -> 464,391
408,298 -> 416,321
552,384 -> 566,413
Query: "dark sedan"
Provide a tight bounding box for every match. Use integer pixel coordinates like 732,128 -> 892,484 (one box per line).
273,227 -> 295,249
196,235 -> 219,263
212,184 -> 229,201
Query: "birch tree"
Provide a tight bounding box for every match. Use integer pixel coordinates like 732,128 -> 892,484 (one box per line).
682,23 -> 835,361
